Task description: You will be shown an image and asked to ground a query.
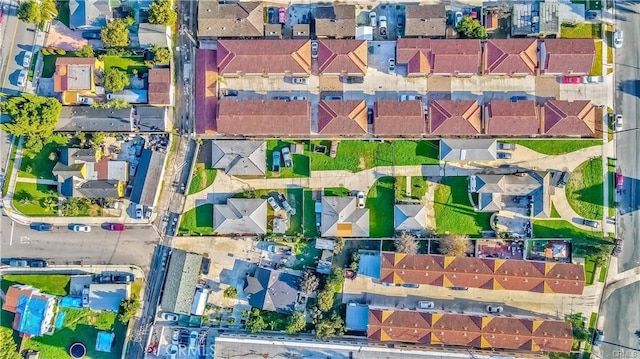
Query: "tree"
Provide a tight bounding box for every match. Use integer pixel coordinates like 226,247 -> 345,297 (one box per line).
317,288 -> 334,312
42,197 -> 58,212
104,68 -> 130,93
349,251 -> 360,271
437,234 -> 473,256
286,311 -> 306,334
300,271 -> 319,295
572,325 -> 589,341
0,94 -> 62,153
326,266 -> 344,289
17,0 -> 56,24
245,308 -> 267,333
148,0 -> 177,26
394,232 -> 419,254
315,312 -> 345,340
79,45 -> 94,58
75,131 -> 86,145
457,16 -> 487,39
118,294 -> 140,324
152,46 -> 171,64
0,328 -> 21,359
91,132 -> 107,146
101,18 -> 132,47
223,287 -> 238,298
333,237 -> 345,254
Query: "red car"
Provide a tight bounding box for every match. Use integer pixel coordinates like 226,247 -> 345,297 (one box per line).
616,171 -> 623,190
105,223 -> 126,231
278,7 -> 286,24
563,76 -> 582,84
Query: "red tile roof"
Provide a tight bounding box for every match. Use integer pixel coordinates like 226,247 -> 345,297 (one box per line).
374,100 -> 425,136
379,252 -> 585,294
148,68 -> 172,105
485,39 -> 538,75
195,49 -> 218,134
428,100 -> 482,135
217,40 -> 311,76
317,39 -> 367,76
396,38 -> 432,75
318,100 -> 368,135
2,285 -> 34,313
485,100 -> 540,135
367,309 -> 573,353
541,100 -> 597,137
396,39 -> 481,75
542,39 -> 595,74
53,57 -> 97,92
217,99 -> 310,136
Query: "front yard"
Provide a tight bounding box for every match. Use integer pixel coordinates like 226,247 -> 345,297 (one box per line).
19,135 -> 68,180
188,165 -> 216,194
565,157 -> 604,220
13,182 -> 58,216
532,220 -> 607,243
103,56 -> 150,75
433,177 -> 492,236
179,204 -> 214,236
1,274 -> 70,296
366,177 -> 396,238
591,41 -> 603,76
503,139 -> 601,155
560,22 -> 602,38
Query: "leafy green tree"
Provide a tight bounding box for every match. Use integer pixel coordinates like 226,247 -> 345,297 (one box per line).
0,94 -> 62,153
148,0 -> 177,26
104,68 -> 130,93
315,312 -> 345,340
79,45 -> 95,58
91,132 -> 106,146
17,0 -> 56,24
223,287 -> 238,298
75,131 -> 86,145
317,288 -> 334,312
0,327 -> 21,359
42,197 -> 58,212
152,46 -> 172,64
286,311 -> 307,334
101,19 -> 132,47
301,271 -> 319,295
246,308 -> 267,333
457,16 -> 487,39
333,237 -> 345,254
118,294 -> 140,324
326,266 -> 344,289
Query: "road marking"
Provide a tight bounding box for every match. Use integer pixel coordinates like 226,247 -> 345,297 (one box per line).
19,235 -> 29,244
9,220 -> 14,245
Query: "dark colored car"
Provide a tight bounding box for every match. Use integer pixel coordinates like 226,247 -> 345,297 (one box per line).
82,32 -> 101,40
222,89 -> 238,96
28,259 -> 48,268
105,223 -> 126,231
510,95 -> 527,102
267,7 -> 277,24
397,14 -> 404,28
402,283 -> 419,288
272,96 -> 291,101
450,286 -> 469,291
341,76 -> 364,84
113,274 -> 134,283
367,108 -> 373,125
497,152 -> 512,159
30,223 -> 53,231
201,257 -> 211,275
9,259 -> 28,267
612,239 -> 623,257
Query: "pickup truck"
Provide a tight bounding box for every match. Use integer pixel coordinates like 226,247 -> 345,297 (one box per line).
272,151 -> 281,172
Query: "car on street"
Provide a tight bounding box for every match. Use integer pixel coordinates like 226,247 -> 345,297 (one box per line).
292,77 -> 307,84
172,329 -> 180,345
612,238 -> 623,257
356,191 -> 365,208
278,7 -> 286,24
400,95 -> 421,101
497,142 -> 515,150
582,219 -> 600,228
311,41 -> 319,59
418,301 -> 435,309
281,147 -> 293,168
324,95 -> 342,101
330,141 -> 339,158
82,31 -> 101,39
616,171 -> 623,190
113,274 -> 134,283
272,96 -> 290,101
403,283 -> 419,288
222,89 -> 238,97
22,51 -> 33,68
30,223 -> 53,231
161,313 -> 179,321
28,259 -> 48,267
369,11 -> 377,27
497,152 -> 512,159
486,305 -> 504,313
397,14 -> 404,28
17,69 -> 27,87
586,11 -> 597,19
613,30 -> 623,48
9,259 -> 28,267
388,58 -> 395,73
562,76 -> 582,84
72,224 -> 91,232
593,329 -> 604,346
615,114 -> 623,132
450,286 -> 468,291
272,151 -> 281,172
105,223 -> 126,231
267,196 -> 281,211
291,95 -> 307,100
189,331 -> 198,348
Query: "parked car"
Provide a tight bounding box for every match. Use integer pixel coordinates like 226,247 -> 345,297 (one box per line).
613,30 -> 623,48
291,77 -> 307,84
369,11 -> 377,27
403,283 -> 419,288
281,147 -> 293,168
172,329 -> 180,345
105,223 -> 126,231
562,76 -> 582,84
367,108 -> 373,125
400,95 -> 421,101
135,205 -> 143,219
78,96 -> 94,105
418,301 -> 435,309
82,31 -> 101,40
397,14 -> 404,28
612,238 -> 623,257
201,257 -> 211,275
267,7 -> 277,24
356,191 -> 365,208
329,141 -> 339,158
168,345 -> 178,359
593,329 -> 604,346
583,75 -> 604,84
582,219 -> 600,228
28,259 -> 48,268
72,224 -> 91,232
113,273 -> 134,283
510,95 -> 527,102
278,7 -> 286,24
22,51 -> 33,68
189,331 -> 199,348
272,96 -> 291,101
454,12 -> 463,28
557,171 -> 570,188
342,76 -> 364,84
17,69 -> 27,87
272,151 -> 281,172
9,259 -> 28,267
222,89 -> 238,97
311,41 -> 319,59
30,223 -> 53,231
324,95 -> 342,101
388,58 -> 395,73
450,286 -> 468,291
280,194 -> 295,214
379,15 -> 388,37
615,114 -> 623,132
616,171 -> 623,190
291,96 -> 307,100
486,305 -> 504,313
497,152 -> 512,159
161,313 -> 179,321
497,142 -> 515,150
267,196 -> 281,211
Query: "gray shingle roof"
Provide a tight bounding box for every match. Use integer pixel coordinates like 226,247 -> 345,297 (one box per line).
439,139 -> 497,161
320,196 -> 369,237
213,198 -> 267,234
160,249 -> 202,315
70,0 -> 110,30
130,149 -> 166,207
135,106 -> 167,132
198,2 -> 264,38
56,107 -> 133,132
394,204 -> 427,231
244,267 -> 302,313
75,180 -> 121,198
211,140 -> 266,176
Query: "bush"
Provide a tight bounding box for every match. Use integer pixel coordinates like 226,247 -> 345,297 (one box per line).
223,286 -> 238,298
56,49 -> 66,55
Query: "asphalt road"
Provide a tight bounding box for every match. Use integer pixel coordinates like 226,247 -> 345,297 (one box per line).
604,1 -> 640,357
0,216 -> 159,272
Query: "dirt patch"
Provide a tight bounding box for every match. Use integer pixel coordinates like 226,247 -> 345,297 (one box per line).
358,157 -> 366,170
423,177 -> 438,231
427,76 -> 451,92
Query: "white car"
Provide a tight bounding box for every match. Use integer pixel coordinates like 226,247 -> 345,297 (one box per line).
369,11 -> 377,27
454,11 -> 463,28
418,301 -> 435,309
356,191 -> 365,208
72,224 -> 91,232
388,58 -> 395,73
23,51 -> 33,68
614,114 -> 623,132
189,331 -> 198,348
161,312 -> 179,321
486,305 -> 504,313
267,196 -> 281,211
291,96 -> 307,100
171,329 -> 180,345
17,70 -> 27,87
311,41 -> 319,59
400,95 -> 422,101
613,30 -> 623,49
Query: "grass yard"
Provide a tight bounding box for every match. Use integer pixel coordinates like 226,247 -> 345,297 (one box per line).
258,310 -> 289,331
55,0 -> 70,27
309,140 -> 439,172
560,22 -> 602,39
41,52 -> 82,78
103,56 -> 150,75
550,203 -> 561,218
266,140 -> 310,178
590,41 -> 603,76
3,137 -> 18,196
13,182 -> 59,216
366,177 -> 396,238
188,164 -> 217,194
19,135 -> 69,179
1,274 -> 70,296
503,139 -> 601,155
566,157 -> 604,220
303,189 -> 317,238
533,220 -> 607,243
433,177 -> 492,236
178,204 -> 214,236
584,257 -> 597,285
286,238 -> 322,270
323,187 -> 351,197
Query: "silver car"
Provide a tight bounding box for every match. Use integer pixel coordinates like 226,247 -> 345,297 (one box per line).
17,69 -> 27,87
613,30 -> 623,49
23,51 -> 33,68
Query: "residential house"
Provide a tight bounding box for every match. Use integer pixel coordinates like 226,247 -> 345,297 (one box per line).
394,204 -> 427,233
320,196 -> 369,237
313,5 -> 356,39
53,57 -> 99,105
198,2 -> 264,39
511,2 -> 560,37
52,147 -> 127,198
134,106 -> 168,132
69,0 -> 111,30
540,100 -> 599,137
147,68 -> 173,106
88,283 -> 128,312
374,100 -> 425,136
217,40 -> 311,77
130,149 -> 166,207
56,107 -> 133,132
213,198 -> 267,234
404,5 -> 446,38
379,252 -> 585,294
211,140 -> 266,177
216,99 -> 311,136
138,23 -> 170,48
396,39 -> 482,76
316,39 -> 367,76
367,308 -> 573,352
439,139 -> 497,161
484,100 -> 540,136
2,285 -> 57,337
160,249 -> 203,315
470,172 -> 552,217
484,38 -> 538,75
428,100 -> 482,136
243,267 -> 303,313
317,100 -> 368,135
540,39 -> 596,75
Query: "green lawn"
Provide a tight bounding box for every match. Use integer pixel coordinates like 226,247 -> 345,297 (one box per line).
3,137 -> 18,196
258,310 -> 289,331
188,164 -> 217,194
323,187 -> 351,197
303,189 -> 317,238
19,135 -> 68,179
1,274 -> 70,296
309,140 -> 439,172
584,257 -> 596,285
13,182 -> 59,216
433,177 -> 492,236
566,157 -> 604,220
533,220 -> 607,243
103,56 -> 150,75
397,176 -> 428,201
503,139 -> 601,155
55,0 -> 70,27
366,177 -> 396,238
550,203 -> 561,218
591,41 -> 603,76
178,204 -> 213,236
266,140 -> 310,178
560,22 -> 602,38
598,263 -> 608,282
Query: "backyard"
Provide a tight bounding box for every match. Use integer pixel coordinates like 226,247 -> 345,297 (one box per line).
302,189 -> 317,238
188,165 -> 216,194
19,135 -> 69,180
366,177 -> 396,238
179,204 -> 214,236
433,177 -> 492,236
560,22 -> 602,39
266,140 -> 310,178
565,157 -> 604,220
13,182 -> 59,216
103,56 -> 150,75
502,139 -> 601,155
1,274 -> 70,296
